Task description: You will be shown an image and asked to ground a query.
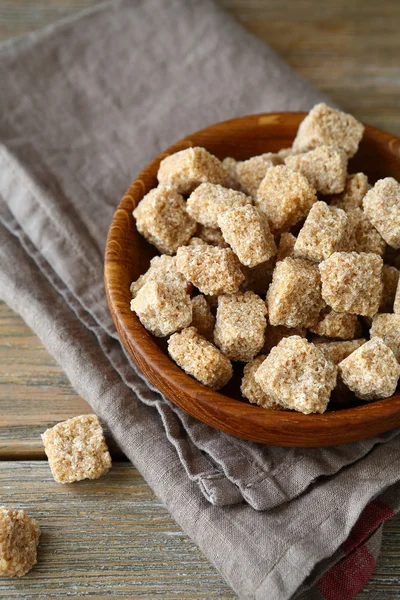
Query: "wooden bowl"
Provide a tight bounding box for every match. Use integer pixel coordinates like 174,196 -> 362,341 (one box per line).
105,112 -> 400,447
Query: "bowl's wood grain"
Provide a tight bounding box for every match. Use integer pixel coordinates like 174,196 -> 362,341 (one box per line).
105,112 -> 400,447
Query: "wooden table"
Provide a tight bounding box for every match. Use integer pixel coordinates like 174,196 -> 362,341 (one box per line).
1,1 -> 399,598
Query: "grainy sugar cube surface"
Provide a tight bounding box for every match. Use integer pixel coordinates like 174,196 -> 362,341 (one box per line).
277,147 -> 294,159
330,173 -> 370,211
381,265 -> 399,312
256,165 -> 317,233
277,233 -> 296,262
262,324 -> 306,355
294,201 -> 348,262
188,236 -> 208,247
236,153 -> 282,197
255,336 -> 337,414
186,183 -> 252,228
394,277 -> 400,314
240,257 -> 275,294
292,103 -> 364,158
130,255 -> 191,298
176,246 -> 244,296
41,415 -> 112,484
346,208 -> 386,256
130,281 -> 192,337
197,225 -> 229,248
309,307 -> 362,340
285,146 -> 348,195
191,295 -> 215,341
214,292 -> 267,361
267,257 -> 325,328
218,205 -> 277,267
339,338 -> 400,400
168,327 -> 232,390
370,313 -> 400,362
157,147 -> 225,195
222,157 -> 241,190
315,339 -> 366,365
133,186 -> 196,254
319,252 -> 383,316
241,356 -> 281,409
363,178 -> 400,248
0,508 -> 40,577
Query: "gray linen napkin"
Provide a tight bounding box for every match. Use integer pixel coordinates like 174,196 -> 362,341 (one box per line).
0,1 -> 399,598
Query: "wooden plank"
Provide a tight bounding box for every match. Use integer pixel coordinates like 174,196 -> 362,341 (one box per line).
0,462 -> 235,598
0,302 -> 123,459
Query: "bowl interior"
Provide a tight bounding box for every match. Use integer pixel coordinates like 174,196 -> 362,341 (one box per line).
105,113 -> 400,446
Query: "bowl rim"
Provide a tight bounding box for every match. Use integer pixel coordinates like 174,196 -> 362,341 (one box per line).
105,111 -> 400,447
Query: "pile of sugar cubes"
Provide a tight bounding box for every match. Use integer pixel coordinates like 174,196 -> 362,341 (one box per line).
130,103 -> 400,415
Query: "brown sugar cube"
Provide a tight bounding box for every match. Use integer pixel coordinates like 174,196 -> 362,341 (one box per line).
130,255 -> 191,298
168,326 -> 232,390
240,257 -> 276,295
130,280 -> 192,337
277,147 -> 294,159
214,292 -> 267,361
157,147 -> 225,195
241,356 -> 282,409
315,339 -> 366,365
222,157 -> 241,190
309,307 -> 362,340
176,245 -> 244,296
197,225 -> 229,248
0,508 -> 40,577
370,313 -> 400,362
218,205 -> 277,267
292,103 -> 364,158
294,201 -> 348,262
363,178 -> 400,249
330,173 -> 371,211
255,336 -> 337,414
256,165 -> 317,233
395,278 -> 400,315
41,415 -> 112,484
236,153 -> 283,198
339,338 -> 400,400
319,252 -> 383,316
381,265 -> 399,313
188,236 -> 208,247
262,324 -> 306,355
277,233 -> 296,261
133,186 -> 196,255
285,146 -> 348,195
267,257 -> 325,328
187,183 -> 252,229
190,295 -> 215,341
346,208 -> 386,256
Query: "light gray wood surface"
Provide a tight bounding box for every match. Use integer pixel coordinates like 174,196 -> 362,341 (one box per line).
0,0 -> 399,598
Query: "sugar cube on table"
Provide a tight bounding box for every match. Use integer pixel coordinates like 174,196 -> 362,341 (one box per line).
41,415 -> 112,484
0,508 -> 40,577
267,257 -> 325,328
168,327 -> 232,390
339,338 -> 400,400
363,177 -> 400,249
218,204 -> 277,267
285,146 -> 348,195
133,185 -> 196,254
176,245 -> 244,296
255,336 -> 337,414
157,146 -> 225,194
319,252 -> 383,316
214,291 -> 267,362
130,280 -> 192,337
187,183 -> 252,228
292,103 -> 364,158
256,165 -> 317,234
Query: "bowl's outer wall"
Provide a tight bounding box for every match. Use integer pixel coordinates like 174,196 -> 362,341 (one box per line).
105,113 -> 400,447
